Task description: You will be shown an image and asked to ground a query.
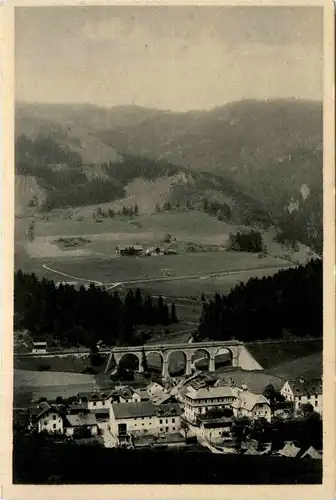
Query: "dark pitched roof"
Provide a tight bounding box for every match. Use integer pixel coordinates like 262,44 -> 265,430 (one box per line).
77,390 -> 114,401
289,378 -> 322,396
134,389 -> 150,400
201,417 -> 233,428
36,404 -> 63,420
112,401 -> 156,419
156,403 -> 182,417
68,403 -> 88,412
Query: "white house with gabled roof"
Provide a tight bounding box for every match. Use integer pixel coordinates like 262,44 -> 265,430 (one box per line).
280,378 -> 322,415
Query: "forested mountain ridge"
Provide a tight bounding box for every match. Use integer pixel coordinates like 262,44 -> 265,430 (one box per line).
15,134 -> 272,227
196,258 -> 322,343
15,99 -> 323,252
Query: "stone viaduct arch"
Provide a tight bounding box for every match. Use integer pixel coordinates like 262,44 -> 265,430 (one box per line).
105,341 -> 248,378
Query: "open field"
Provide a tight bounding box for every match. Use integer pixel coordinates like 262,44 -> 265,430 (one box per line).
133,266 -> 295,298
15,251 -> 292,286
15,210 -> 313,263
24,211 -> 244,240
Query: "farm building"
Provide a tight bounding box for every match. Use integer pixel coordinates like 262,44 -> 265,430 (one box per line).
163,248 -> 177,255
198,416 -> 233,443
109,400 -> 182,445
110,401 -> 158,443
145,246 -> 163,256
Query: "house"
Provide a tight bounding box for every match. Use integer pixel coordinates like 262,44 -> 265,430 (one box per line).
31,341 -> 47,354
110,401 -> 158,443
36,403 -> 64,434
63,413 -> 98,437
146,381 -> 174,404
280,378 -> 323,415
152,394 -> 179,406
77,390 -> 112,413
183,385 -> 237,423
147,381 -> 166,398
234,388 -> 272,422
182,383 -> 271,423
156,403 -> 182,434
199,416 -> 233,443
163,248 -> 177,255
132,389 -> 150,402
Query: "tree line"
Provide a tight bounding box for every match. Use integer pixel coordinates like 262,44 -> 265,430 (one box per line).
202,198 -> 232,221
93,204 -> 139,219
196,259 -> 322,342
14,271 -> 178,348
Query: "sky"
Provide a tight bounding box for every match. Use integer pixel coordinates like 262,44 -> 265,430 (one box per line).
15,6 -> 323,112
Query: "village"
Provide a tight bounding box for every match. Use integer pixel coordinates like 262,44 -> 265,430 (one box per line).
14,365 -> 323,460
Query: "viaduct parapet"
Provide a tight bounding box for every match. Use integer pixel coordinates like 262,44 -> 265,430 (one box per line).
105,340 -> 263,377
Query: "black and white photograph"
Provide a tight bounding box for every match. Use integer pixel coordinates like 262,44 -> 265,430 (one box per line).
3,1 -> 335,490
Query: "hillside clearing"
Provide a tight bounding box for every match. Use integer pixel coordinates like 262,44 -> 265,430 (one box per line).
246,339 -> 322,375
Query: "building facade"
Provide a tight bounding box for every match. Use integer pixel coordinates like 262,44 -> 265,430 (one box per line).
182,384 -> 271,423
36,405 -> 64,433
110,401 -> 182,442
280,378 -> 323,415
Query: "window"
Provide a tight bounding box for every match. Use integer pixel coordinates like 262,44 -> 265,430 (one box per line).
44,420 -> 47,426
172,427 -> 175,431
172,418 -> 175,423
298,396 -> 301,401
315,401 -> 318,407
53,415 -> 56,420
53,423 -> 56,429
160,419 -> 163,424
92,401 -> 96,406
160,428 -> 163,432
166,427 -> 168,432
166,419 -> 168,424
102,401 -> 105,406
142,423 -> 144,426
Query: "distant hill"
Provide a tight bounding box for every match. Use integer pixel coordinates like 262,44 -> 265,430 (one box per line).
97,99 -> 323,253
16,102 -> 121,165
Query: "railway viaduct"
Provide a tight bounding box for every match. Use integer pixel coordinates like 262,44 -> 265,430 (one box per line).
104,340 -> 263,377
